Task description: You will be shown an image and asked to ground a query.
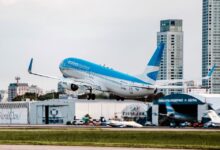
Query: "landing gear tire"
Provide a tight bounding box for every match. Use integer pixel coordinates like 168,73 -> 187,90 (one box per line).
87,93 -> 96,100
116,97 -> 120,101
91,94 -> 96,100
87,89 -> 96,100
116,96 -> 124,101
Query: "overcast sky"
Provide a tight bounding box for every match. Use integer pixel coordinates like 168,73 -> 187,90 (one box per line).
0,0 -> 202,91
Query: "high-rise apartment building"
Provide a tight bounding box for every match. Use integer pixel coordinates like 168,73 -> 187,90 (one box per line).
202,0 -> 220,93
157,19 -> 184,95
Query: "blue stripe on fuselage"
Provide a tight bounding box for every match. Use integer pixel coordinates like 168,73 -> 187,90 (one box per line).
59,58 -> 150,85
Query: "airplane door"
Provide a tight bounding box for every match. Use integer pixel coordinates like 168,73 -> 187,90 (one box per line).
88,71 -> 94,79
129,82 -> 134,94
129,87 -> 133,94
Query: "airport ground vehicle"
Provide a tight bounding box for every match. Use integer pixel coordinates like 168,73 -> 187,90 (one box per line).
145,121 -> 156,126
72,119 -> 84,125
193,122 -> 204,128
169,121 -> 191,128
204,110 -> 220,128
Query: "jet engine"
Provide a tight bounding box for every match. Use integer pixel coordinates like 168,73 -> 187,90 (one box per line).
70,84 -> 79,91
60,82 -> 79,91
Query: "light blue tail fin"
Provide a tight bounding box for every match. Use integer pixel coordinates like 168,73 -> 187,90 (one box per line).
147,42 -> 165,67
165,101 -> 175,116
137,42 -> 164,85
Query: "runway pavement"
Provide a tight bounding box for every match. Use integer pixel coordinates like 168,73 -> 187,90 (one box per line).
104,127 -> 220,132
0,145 -> 194,150
0,125 -> 219,131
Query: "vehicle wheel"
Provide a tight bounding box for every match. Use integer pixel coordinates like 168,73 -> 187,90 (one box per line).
121,98 -> 125,101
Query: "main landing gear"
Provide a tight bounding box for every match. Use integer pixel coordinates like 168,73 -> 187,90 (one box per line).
87,93 -> 96,100
116,96 -> 124,101
87,89 -> 96,100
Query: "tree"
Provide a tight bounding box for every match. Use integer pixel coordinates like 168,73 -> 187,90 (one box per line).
13,92 -> 37,101
13,92 -> 60,101
37,92 -> 59,100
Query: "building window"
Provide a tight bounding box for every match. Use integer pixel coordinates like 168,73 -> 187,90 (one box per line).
171,21 -> 175,26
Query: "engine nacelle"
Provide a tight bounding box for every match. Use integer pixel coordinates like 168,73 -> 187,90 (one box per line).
60,82 -> 79,91
70,84 -> 79,91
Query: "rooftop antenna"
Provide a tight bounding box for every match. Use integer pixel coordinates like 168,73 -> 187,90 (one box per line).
15,76 -> 20,84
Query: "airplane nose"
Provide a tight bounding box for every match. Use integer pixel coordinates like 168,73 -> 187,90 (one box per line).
59,59 -> 66,70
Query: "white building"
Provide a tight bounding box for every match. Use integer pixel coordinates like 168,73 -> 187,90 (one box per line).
28,85 -> 43,95
186,87 -> 209,94
71,100 -> 147,121
202,0 -> 220,94
8,83 -> 29,101
157,19 -> 184,95
0,90 -> 4,101
0,102 -> 29,124
0,90 -> 8,102
0,99 -> 148,125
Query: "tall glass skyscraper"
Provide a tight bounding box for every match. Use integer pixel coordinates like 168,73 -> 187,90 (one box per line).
157,19 -> 184,95
202,0 -> 220,94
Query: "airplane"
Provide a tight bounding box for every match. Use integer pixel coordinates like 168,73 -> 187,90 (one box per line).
28,42 -> 215,100
108,120 -> 143,128
204,110 -> 220,128
164,101 -> 196,122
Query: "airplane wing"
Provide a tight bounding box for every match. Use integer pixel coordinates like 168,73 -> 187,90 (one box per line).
28,58 -> 108,92
28,58 -> 60,80
131,84 -> 185,90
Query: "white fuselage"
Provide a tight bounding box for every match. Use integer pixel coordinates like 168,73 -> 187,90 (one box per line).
61,68 -> 155,98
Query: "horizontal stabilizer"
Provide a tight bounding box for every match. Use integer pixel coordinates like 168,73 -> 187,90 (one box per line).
203,64 -> 216,80
156,64 -> 216,86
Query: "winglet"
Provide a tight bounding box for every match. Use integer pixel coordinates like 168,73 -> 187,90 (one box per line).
28,58 -> 33,74
203,64 -> 216,80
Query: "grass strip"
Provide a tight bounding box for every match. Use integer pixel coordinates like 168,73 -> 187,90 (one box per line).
0,129 -> 219,149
